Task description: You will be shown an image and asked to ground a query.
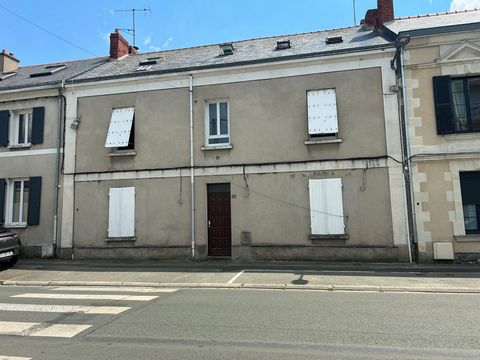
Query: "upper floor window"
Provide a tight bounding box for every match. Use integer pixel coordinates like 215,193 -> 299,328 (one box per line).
434,76 -> 480,134
105,107 -> 135,151
11,110 -> 32,146
205,100 -> 229,146
460,172 -> 480,234
0,107 -> 44,148
307,89 -> 339,139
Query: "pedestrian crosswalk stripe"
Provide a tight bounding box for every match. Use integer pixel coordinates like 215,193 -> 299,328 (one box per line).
0,321 -> 91,338
0,356 -> 32,360
0,303 -> 130,315
51,286 -> 178,293
12,293 -> 158,301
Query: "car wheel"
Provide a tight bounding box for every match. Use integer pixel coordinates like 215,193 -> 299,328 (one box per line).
8,256 -> 18,267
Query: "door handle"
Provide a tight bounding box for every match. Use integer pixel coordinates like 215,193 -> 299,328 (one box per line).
208,220 -> 211,228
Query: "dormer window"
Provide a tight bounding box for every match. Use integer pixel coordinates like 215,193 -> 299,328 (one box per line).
30,64 -> 66,78
326,36 -> 343,45
219,43 -> 235,56
276,40 -> 291,50
0,72 -> 16,81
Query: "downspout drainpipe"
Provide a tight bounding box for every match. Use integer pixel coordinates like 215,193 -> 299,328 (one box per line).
189,74 -> 195,260
400,47 -> 415,263
53,81 -> 65,257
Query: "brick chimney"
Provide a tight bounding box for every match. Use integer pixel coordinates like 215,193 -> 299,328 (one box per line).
361,0 -> 395,28
377,0 -> 395,24
109,29 -> 137,59
0,49 -> 19,73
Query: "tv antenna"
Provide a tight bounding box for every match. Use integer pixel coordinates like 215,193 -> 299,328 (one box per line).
353,0 -> 357,25
114,7 -> 151,48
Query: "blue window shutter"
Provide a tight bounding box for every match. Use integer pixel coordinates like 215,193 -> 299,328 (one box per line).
0,110 -> 9,147
433,76 -> 455,135
0,179 -> 5,224
27,177 -> 42,225
31,107 -> 45,145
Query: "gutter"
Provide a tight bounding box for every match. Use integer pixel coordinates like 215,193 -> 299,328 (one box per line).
53,81 -> 65,257
189,74 -> 196,260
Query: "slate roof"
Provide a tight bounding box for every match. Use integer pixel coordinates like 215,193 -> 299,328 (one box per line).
0,56 -> 108,91
386,9 -> 480,34
71,26 -> 392,83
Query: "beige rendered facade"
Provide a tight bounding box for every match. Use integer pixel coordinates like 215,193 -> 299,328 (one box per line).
61,47 -> 410,261
402,23 -> 480,261
0,88 -> 63,257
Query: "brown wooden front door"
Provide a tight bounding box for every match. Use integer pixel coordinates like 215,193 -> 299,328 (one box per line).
207,184 -> 231,257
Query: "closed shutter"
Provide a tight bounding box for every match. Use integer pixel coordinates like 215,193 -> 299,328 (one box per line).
27,177 -> 42,225
31,107 -> 45,145
307,89 -> 338,135
0,110 -> 9,147
0,179 -> 5,224
309,178 -> 345,235
433,76 -> 455,134
105,108 -> 135,148
108,187 -> 135,238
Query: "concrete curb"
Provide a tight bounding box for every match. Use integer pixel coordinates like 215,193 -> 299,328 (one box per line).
1,280 -> 480,294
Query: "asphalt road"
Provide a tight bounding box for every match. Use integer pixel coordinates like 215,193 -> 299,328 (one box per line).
0,285 -> 479,359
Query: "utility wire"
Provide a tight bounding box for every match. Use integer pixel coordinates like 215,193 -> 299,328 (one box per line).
0,3 -> 98,57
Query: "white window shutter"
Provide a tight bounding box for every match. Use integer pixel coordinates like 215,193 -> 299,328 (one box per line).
105,107 -> 135,148
108,187 -> 135,238
307,89 -> 338,135
309,178 -> 344,235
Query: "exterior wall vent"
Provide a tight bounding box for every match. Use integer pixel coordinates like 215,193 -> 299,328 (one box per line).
326,36 -> 343,45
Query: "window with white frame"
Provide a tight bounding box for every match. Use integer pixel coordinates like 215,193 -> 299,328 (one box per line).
205,100 -> 229,146
307,89 -> 339,137
6,179 -> 29,226
108,187 -> 135,238
10,110 -> 33,146
308,178 -> 345,235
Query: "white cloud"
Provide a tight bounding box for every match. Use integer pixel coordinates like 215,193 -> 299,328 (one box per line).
149,46 -> 161,51
100,32 -> 110,42
162,37 -> 174,48
450,0 -> 480,10
143,36 -> 152,46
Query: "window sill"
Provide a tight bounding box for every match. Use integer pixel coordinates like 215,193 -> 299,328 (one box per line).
444,133 -> 480,141
305,139 -> 342,145
454,234 -> 480,242
201,145 -> 233,151
105,236 -> 136,242
8,144 -> 31,150
108,150 -> 137,157
5,224 -> 27,229
309,234 -> 349,241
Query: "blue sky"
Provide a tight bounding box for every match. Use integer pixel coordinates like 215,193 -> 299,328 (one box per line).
0,0 -> 477,66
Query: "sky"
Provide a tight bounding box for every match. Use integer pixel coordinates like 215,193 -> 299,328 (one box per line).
1,0 -> 480,66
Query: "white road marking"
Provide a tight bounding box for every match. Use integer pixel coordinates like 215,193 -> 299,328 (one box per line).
227,270 -> 245,284
51,286 -> 177,293
12,293 -> 158,301
0,356 -> 32,360
0,321 -> 91,338
0,303 -> 130,315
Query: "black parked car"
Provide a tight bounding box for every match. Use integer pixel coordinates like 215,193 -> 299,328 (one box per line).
0,226 -> 21,268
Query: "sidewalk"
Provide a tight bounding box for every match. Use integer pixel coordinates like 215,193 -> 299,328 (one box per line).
1,259 -> 480,294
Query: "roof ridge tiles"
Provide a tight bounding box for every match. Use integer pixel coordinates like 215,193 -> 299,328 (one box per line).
395,8 -> 479,21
